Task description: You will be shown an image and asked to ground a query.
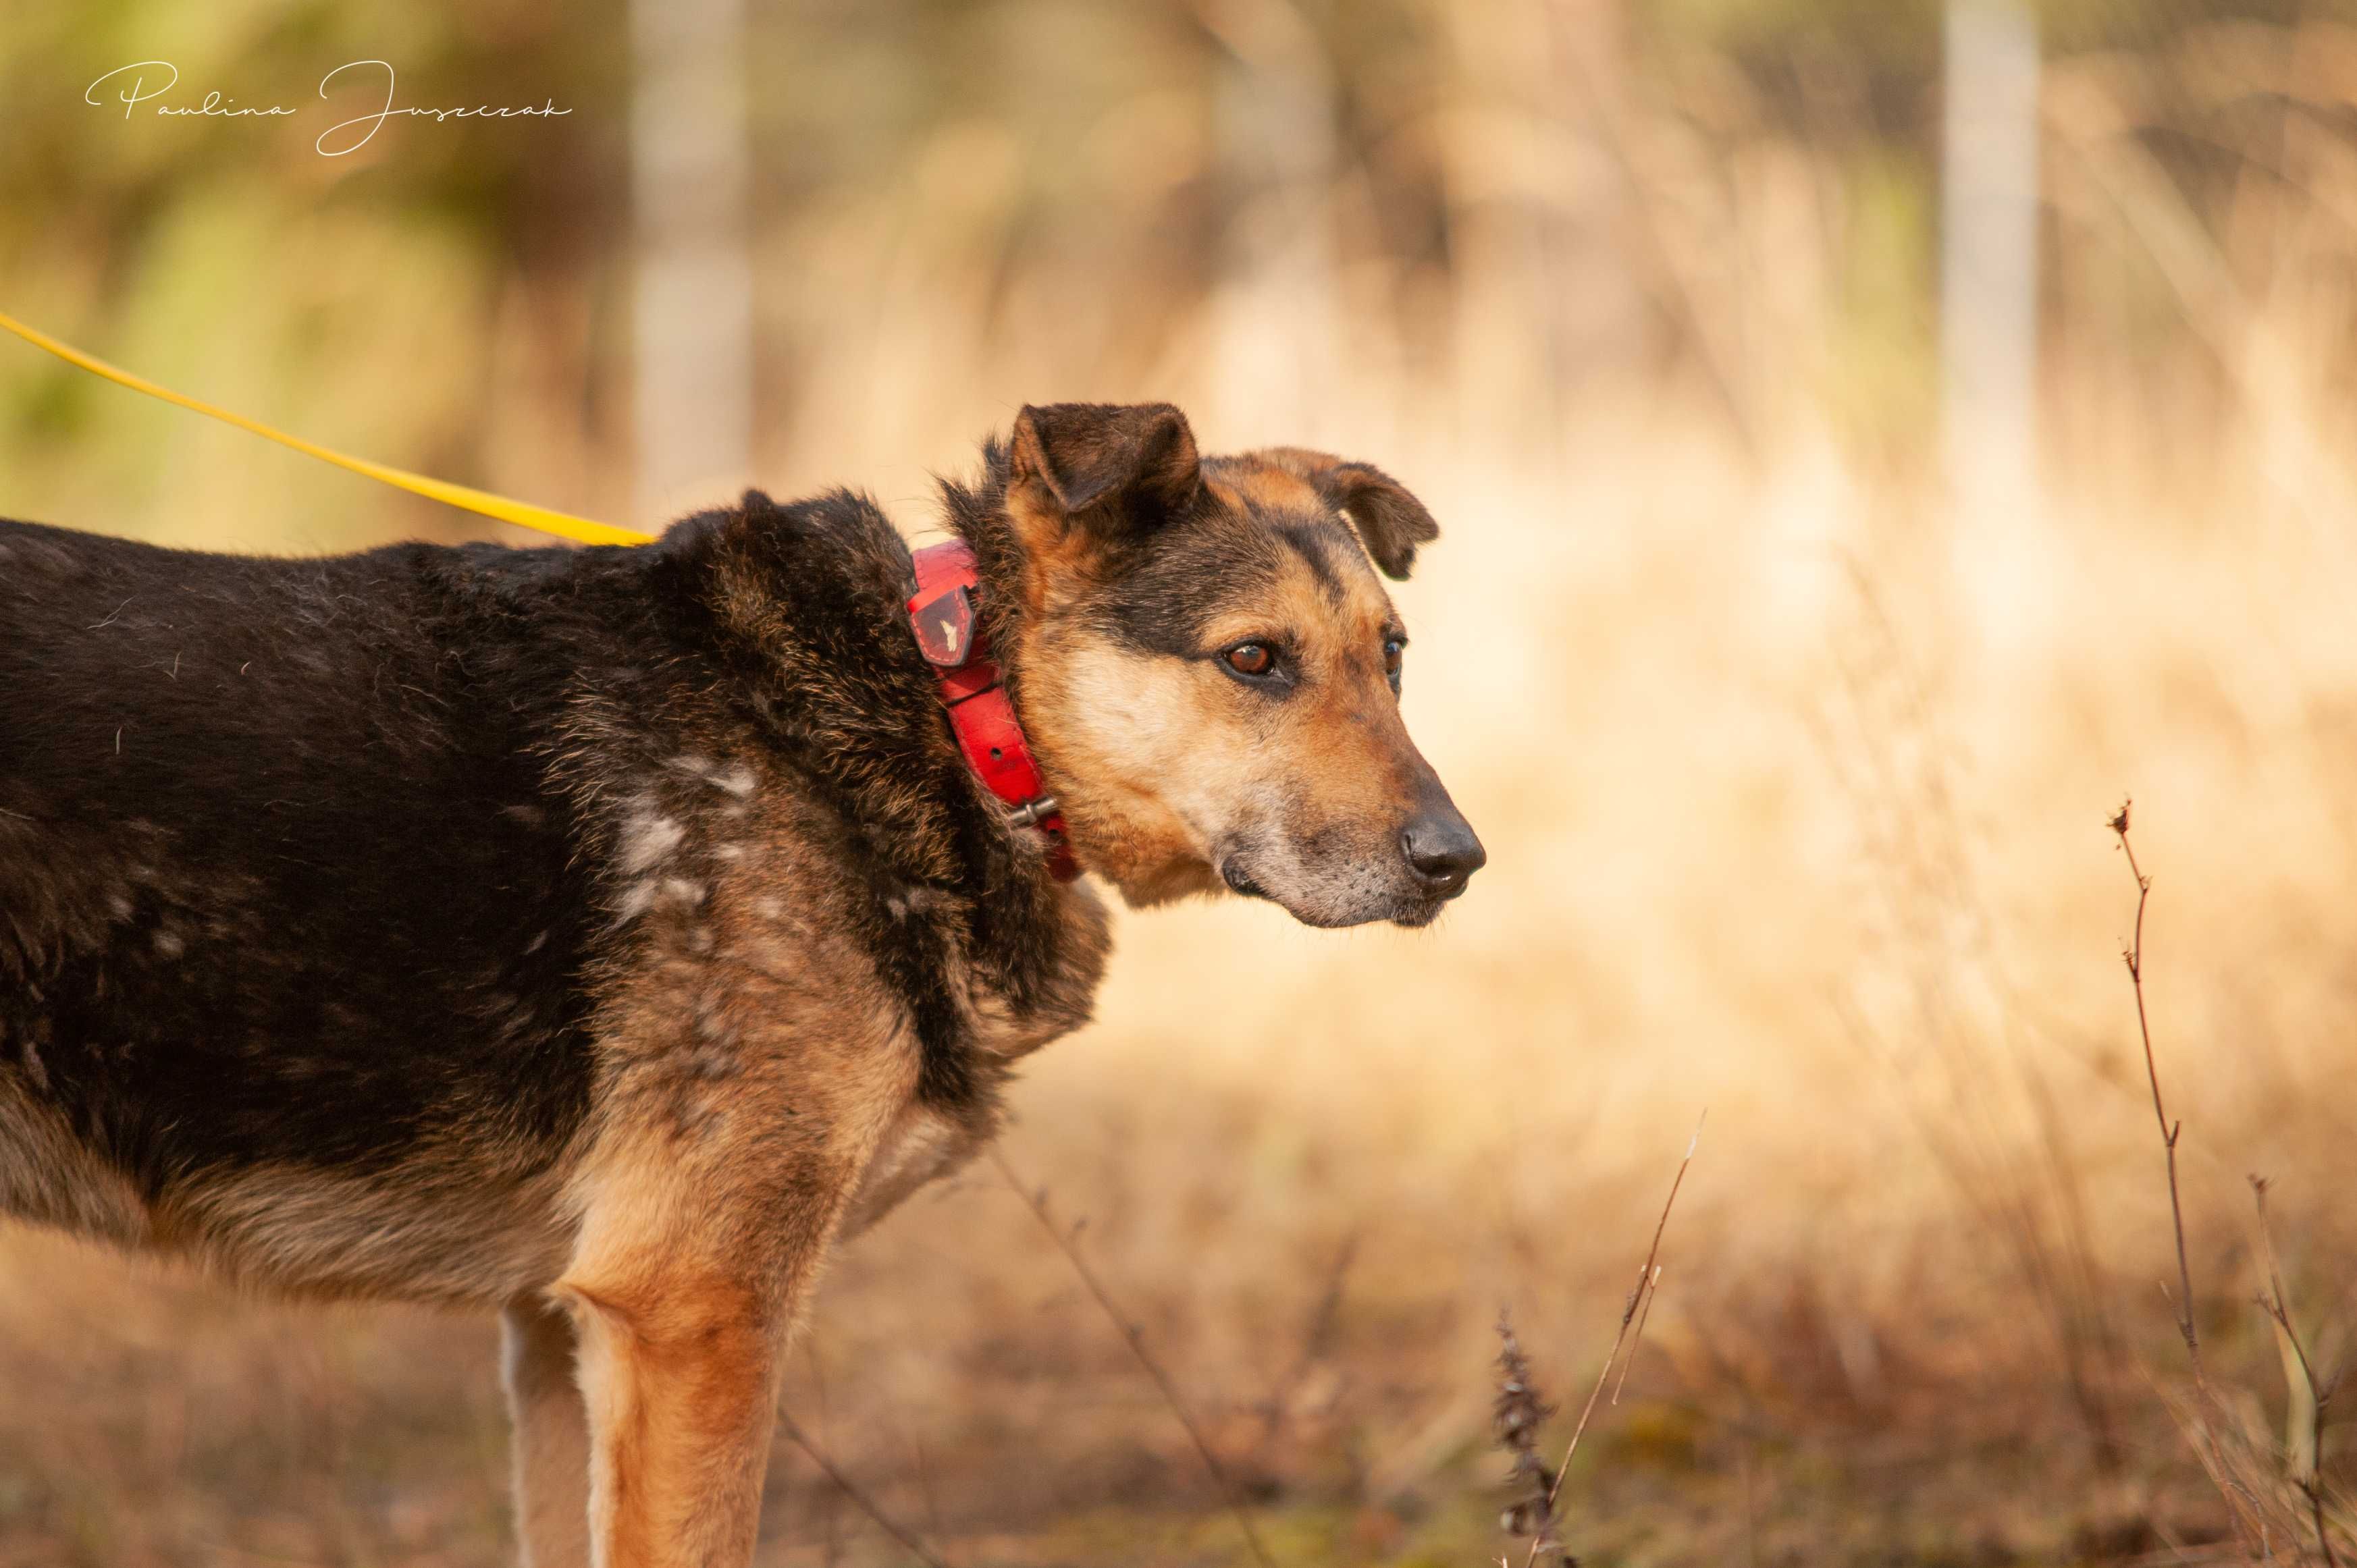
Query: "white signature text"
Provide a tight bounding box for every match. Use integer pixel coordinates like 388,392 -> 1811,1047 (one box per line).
84,59 -> 570,157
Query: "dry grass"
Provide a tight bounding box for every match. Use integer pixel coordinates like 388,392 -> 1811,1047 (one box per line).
7,7 -> 2357,1565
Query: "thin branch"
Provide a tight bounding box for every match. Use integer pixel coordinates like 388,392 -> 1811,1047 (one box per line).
2108,800 -> 2329,1556
1523,1111 -> 1705,1568
990,1146 -> 1275,1568
776,1409 -> 955,1568
2110,800 -> 2207,1390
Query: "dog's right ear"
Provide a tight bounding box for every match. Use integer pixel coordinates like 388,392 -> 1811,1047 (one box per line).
1005,403 -> 1202,556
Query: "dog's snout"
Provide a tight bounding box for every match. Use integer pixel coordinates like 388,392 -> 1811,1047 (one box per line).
1400,810 -> 1486,895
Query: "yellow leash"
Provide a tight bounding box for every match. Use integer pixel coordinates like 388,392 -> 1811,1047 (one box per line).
0,309 -> 654,547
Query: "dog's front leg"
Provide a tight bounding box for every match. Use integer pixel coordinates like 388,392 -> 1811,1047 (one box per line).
554,946 -> 919,1565
503,1293 -> 594,1567
563,1271 -> 790,1568
554,1120 -> 864,1568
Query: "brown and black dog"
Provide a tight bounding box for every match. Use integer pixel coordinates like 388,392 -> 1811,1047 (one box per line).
0,402 -> 1481,1566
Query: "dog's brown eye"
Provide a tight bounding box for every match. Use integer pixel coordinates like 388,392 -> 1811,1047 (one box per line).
1383,637 -> 1405,676
1224,642 -> 1275,677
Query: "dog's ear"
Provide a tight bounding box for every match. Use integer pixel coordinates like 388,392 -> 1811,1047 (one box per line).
1006,403 -> 1202,550
1278,453 -> 1439,580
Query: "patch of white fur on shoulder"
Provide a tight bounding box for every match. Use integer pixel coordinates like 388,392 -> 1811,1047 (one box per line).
666,754 -> 758,799
619,808 -> 687,874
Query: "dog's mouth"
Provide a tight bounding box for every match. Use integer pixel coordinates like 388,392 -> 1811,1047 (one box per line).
1219,850 -> 1457,930
1385,892 -> 1454,929
1219,856 -> 1271,901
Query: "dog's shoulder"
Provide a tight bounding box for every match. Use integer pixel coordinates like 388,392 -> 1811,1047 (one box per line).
571,489 -> 1113,1110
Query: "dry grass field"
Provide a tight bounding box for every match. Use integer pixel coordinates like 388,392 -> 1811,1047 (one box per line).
5,3 -> 2357,1564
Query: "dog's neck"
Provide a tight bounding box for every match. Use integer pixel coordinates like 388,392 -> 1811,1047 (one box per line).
654,489 -> 1109,1103
932,444 -> 1076,834
930,453 -> 1229,909
904,539 -> 1079,879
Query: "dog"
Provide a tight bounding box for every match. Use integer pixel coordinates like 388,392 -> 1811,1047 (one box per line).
0,401 -> 1482,1566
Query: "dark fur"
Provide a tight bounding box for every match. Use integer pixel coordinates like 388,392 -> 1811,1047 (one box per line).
0,486 -> 1084,1210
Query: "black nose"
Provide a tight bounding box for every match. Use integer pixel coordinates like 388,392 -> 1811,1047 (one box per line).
1401,811 -> 1487,895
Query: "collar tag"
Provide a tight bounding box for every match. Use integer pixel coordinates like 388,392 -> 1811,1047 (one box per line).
911,585 -> 977,667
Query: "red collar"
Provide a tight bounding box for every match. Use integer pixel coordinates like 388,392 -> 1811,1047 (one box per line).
906,540 -> 1080,881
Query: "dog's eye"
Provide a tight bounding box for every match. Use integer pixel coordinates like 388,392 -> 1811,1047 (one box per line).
1223,642 -> 1276,678
1383,637 -> 1405,693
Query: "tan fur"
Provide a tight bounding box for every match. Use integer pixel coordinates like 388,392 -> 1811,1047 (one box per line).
0,1077 -> 151,1245
152,1154 -> 577,1303
564,1274 -> 782,1568
1017,495 -> 1433,925
552,1079 -> 897,1567
1215,459 -> 1325,514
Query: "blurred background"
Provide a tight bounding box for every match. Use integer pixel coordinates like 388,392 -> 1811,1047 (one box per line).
5,1 -> 2357,1563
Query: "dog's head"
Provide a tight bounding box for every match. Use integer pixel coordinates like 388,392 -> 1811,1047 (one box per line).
955,401 -> 1483,929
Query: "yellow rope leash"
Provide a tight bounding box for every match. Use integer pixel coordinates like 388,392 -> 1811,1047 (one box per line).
0,308 -> 654,547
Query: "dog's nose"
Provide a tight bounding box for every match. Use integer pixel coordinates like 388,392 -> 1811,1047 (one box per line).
1401,811 -> 1487,895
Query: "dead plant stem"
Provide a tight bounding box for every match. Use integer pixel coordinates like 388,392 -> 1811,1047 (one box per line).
2111,801 -> 2206,1391
777,1409 -> 955,1568
990,1145 -> 1275,1568
1523,1111 -> 1704,1568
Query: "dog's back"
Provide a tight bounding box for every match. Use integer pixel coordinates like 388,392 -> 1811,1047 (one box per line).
0,519 -> 618,1293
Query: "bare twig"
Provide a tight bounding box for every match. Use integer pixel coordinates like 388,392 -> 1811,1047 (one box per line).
2110,800 -> 2207,1390
1520,1112 -> 1704,1568
2109,802 -> 2284,1553
777,1409 -> 955,1568
989,1146 -> 1275,1568
2250,1175 -> 2343,1568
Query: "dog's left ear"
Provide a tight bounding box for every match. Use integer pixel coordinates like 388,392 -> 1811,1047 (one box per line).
1264,450 -> 1439,579
1006,403 -> 1202,550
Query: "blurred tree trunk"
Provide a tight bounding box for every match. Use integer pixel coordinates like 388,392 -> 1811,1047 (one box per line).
630,0 -> 754,524
1941,0 -> 2040,553
1199,0 -> 1342,439
1439,0 -> 1556,453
